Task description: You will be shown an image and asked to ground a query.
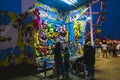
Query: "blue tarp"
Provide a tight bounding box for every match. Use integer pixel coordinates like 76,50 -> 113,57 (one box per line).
0,0 -> 21,14
0,0 -> 36,14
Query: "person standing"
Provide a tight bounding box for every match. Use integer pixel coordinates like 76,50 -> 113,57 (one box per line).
84,41 -> 95,80
108,42 -> 113,56
53,42 -> 64,80
64,47 -> 70,80
102,41 -> 108,58
116,42 -> 120,56
112,42 -> 117,58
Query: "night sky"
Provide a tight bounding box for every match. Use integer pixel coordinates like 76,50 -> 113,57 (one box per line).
101,0 -> 120,40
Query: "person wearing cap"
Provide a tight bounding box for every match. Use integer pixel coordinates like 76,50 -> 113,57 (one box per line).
84,41 -> 95,80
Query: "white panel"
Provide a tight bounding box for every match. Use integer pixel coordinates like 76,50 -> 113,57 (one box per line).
0,25 -> 18,49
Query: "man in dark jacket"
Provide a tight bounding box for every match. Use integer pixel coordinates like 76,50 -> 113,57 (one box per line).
84,41 -> 95,80
53,42 -> 64,79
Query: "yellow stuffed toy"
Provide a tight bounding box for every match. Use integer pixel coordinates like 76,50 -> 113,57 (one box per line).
74,21 -> 82,39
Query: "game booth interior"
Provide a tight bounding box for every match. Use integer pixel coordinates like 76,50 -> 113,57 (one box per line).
0,0 -> 106,78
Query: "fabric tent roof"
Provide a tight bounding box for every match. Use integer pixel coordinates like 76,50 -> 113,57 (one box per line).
37,0 -> 90,11
0,0 -> 90,13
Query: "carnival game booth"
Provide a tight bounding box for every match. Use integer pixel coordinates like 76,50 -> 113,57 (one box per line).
33,0 -> 106,75
32,0 -> 91,77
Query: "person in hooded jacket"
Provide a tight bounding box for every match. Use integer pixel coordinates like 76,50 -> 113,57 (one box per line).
84,41 -> 95,80
53,42 -> 64,80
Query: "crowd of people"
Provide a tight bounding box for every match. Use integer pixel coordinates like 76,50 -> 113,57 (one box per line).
95,39 -> 120,58
52,39 -> 120,80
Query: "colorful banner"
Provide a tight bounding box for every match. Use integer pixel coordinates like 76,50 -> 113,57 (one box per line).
35,2 -> 63,22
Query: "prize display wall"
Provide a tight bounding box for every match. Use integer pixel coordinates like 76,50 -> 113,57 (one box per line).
34,2 -> 87,61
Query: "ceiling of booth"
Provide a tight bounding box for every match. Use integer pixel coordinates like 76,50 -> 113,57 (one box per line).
37,0 -> 91,11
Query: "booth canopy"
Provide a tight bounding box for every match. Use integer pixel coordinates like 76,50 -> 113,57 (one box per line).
0,0 -> 91,14
37,0 -> 90,11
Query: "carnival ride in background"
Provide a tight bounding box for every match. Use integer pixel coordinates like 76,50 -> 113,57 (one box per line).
85,0 -> 106,40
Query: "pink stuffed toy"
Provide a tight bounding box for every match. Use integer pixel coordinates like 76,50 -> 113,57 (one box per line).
33,8 -> 41,29
60,25 -> 65,33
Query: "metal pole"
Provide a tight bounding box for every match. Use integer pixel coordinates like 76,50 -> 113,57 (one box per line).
90,4 -> 94,46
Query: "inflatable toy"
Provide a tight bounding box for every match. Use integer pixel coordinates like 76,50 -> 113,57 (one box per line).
33,8 -> 41,29
42,20 -> 47,29
74,21 -> 81,38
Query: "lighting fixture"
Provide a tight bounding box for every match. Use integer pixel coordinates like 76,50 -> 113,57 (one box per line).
62,0 -> 77,5
68,0 -> 77,4
86,16 -> 91,21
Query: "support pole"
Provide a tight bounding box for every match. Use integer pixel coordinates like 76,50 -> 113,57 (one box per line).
90,4 -> 94,46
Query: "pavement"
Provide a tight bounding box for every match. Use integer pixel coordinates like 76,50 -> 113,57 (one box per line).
0,56 -> 120,80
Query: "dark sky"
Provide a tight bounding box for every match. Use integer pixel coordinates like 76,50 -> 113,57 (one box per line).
101,0 -> 120,40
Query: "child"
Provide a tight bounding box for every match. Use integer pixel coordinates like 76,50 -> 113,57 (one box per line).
64,47 -> 70,80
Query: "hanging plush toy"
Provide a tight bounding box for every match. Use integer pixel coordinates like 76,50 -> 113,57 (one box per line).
60,25 -> 66,37
60,25 -> 65,33
42,20 -> 47,29
39,31 -> 47,46
74,21 -> 81,38
33,8 -> 41,29
54,25 -> 58,32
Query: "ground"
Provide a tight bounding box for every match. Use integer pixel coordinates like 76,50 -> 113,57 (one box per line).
0,56 -> 120,80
